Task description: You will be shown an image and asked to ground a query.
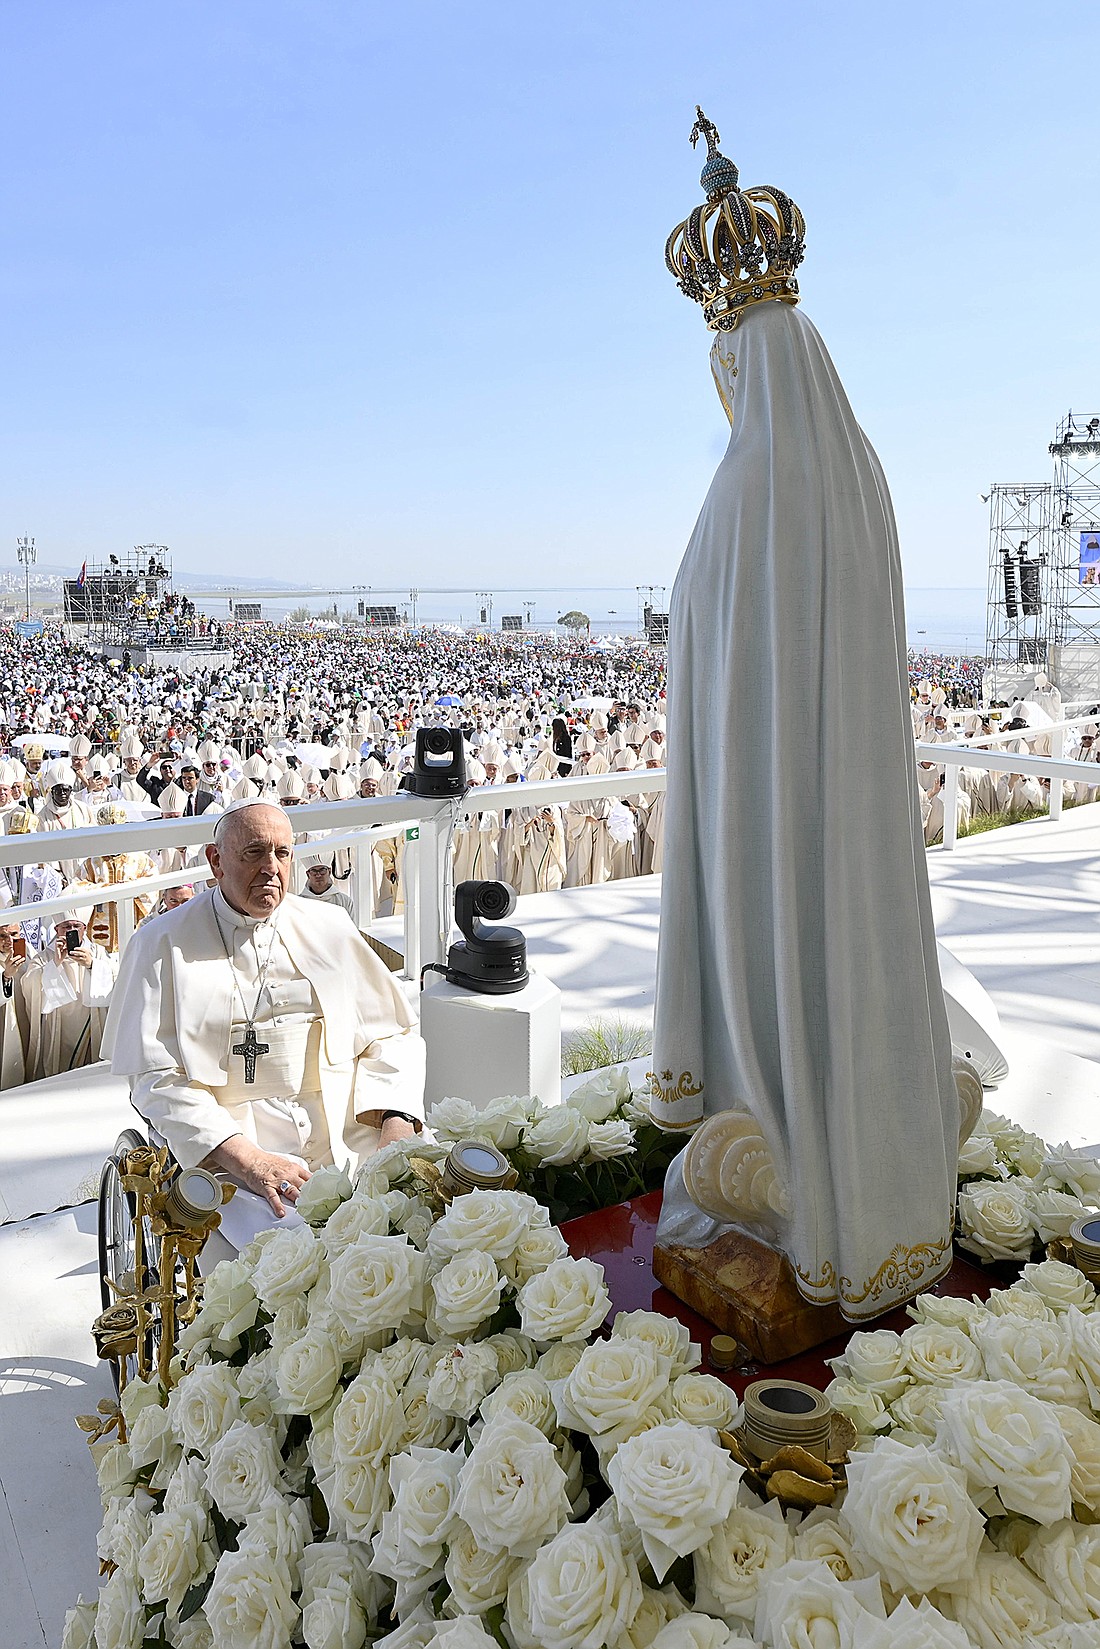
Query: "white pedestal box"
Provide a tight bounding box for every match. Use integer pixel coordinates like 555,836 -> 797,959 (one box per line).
420,971 -> 562,1112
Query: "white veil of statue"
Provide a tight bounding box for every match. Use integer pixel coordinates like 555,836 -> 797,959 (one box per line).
651,113 -> 963,1321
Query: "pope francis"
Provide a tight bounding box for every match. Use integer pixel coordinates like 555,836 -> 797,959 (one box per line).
105,802 -> 426,1237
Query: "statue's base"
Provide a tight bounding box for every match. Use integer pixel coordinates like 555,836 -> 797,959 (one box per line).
653,1231 -> 847,1364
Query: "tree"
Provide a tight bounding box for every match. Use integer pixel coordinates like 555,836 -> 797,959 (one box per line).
289,605 -> 313,624
557,610 -> 590,633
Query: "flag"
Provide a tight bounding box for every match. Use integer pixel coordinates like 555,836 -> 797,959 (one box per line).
76,561 -> 86,589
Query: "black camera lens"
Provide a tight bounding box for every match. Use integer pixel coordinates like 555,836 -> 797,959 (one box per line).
476,883 -> 512,920
424,729 -> 453,756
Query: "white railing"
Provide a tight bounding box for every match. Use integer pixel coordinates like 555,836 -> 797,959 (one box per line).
914,713 -> 1100,848
0,770 -> 669,975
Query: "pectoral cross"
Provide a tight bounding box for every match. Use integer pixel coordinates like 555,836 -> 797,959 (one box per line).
232,1022 -> 269,1085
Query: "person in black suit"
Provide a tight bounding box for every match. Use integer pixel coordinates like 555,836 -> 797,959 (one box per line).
177,760 -> 218,817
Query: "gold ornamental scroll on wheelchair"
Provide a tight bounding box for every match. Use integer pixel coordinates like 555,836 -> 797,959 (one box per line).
91,1131 -> 234,1395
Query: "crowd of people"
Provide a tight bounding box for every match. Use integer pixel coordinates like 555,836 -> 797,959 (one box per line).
0,619 -> 1064,1085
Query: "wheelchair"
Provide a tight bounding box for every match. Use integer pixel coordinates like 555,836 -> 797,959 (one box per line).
94,1123 -> 230,1393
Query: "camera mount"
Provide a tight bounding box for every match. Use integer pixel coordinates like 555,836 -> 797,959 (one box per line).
446,879 -> 528,994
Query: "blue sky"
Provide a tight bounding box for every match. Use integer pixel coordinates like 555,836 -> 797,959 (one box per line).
1,1 -> 1096,594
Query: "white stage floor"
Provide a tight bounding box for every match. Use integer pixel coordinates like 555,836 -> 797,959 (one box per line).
5,803 -> 1100,1645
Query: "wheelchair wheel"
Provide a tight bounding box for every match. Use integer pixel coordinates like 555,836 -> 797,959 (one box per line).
97,1128 -> 161,1390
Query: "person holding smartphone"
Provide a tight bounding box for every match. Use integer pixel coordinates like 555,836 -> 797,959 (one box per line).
19,912 -> 117,1081
0,923 -> 29,1088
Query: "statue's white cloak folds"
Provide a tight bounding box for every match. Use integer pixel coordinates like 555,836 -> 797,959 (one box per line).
651,300 -> 959,1320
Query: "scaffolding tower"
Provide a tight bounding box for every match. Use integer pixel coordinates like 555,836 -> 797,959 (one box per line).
984,413 -> 1100,699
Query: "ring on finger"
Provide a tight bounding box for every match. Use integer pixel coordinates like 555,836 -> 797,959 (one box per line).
278,1179 -> 292,1194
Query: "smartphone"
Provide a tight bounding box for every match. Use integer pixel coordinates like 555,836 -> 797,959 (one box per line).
11,935 -> 25,961
65,928 -> 80,954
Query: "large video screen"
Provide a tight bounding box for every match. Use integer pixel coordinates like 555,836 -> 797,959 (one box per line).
1080,532 -> 1100,585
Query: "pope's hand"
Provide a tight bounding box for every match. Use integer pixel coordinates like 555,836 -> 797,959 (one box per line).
204,1135 -> 311,1218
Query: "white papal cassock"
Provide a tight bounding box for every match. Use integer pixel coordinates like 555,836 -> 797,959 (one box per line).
105,887 -> 425,1192
651,300 -> 961,1321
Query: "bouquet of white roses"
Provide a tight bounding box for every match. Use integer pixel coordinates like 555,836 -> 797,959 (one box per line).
428,1068 -> 681,1225
955,1110 -> 1100,1265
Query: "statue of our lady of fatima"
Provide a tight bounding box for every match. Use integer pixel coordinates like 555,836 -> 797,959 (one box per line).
650,111 -> 979,1322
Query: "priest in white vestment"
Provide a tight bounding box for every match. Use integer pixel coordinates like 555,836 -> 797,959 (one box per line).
652,112 -> 963,1321
21,910 -> 117,1079
105,802 -> 425,1234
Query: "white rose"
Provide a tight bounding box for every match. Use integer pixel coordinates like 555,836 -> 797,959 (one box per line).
62,1599 -> 98,1649
536,1340 -> 587,1381
822,1376 -> 890,1437
1021,1520 -> 1100,1622
829,1329 -> 910,1399
295,1163 -> 354,1225
427,1189 -> 545,1266
240,1495 -> 312,1589
301,1582 -> 367,1649
204,1541 -> 300,1649
792,1507 -> 870,1584
1031,1189 -> 1094,1245
164,1614 -> 215,1649
510,1522 -> 643,1649
973,1312 -> 1086,1407
568,1065 -> 633,1118
427,1095 -> 484,1138
481,1370 -> 557,1436
650,1616 -> 756,1649
482,1329 -> 537,1376
981,1111 -> 1047,1176
983,1282 -> 1056,1321
888,1382 -> 946,1440
900,1322 -> 983,1387
399,1376 -> 459,1452
1022,1260 -> 1097,1314
502,1225 -> 571,1286
517,1255 -> 610,1343
167,1362 -> 242,1458
693,1498 -> 791,1619
251,1222 -> 325,1312
373,1615 -> 436,1649
428,1250 -> 505,1339
127,1398 -> 176,1472
371,1445 -> 463,1601
326,1233 -> 427,1335
605,1312 -> 696,1378
433,1620 -> 496,1649
444,1519 -> 521,1614
426,1341 -> 500,1419
850,1596 -> 973,1649
92,1565 -> 145,1649
555,1338 -> 670,1436
326,1456 -> 389,1542
957,1180 -> 1037,1262
842,1437 -> 985,1593
320,1191 -> 394,1257
957,1131 -> 1002,1177
935,1378 -> 1072,1525
946,1550 -> 1057,1649
334,1367 -> 406,1466
1054,1402 -> 1100,1513
1037,1144 -> 1100,1203
524,1104 -> 593,1165
161,1455 -> 211,1513
299,1538 -> 377,1610
586,1119 -> 637,1161
608,1421 -> 742,1581
667,1373 -> 738,1430
205,1419 -> 282,1522
275,1328 -> 344,1414
98,1494 -> 152,1571
455,1412 -> 570,1557
1062,1305 -> 1100,1410
268,1298 -> 310,1358
137,1503 -> 216,1615
475,1094 -> 532,1150
906,1292 -> 983,1332
305,1303 -> 374,1372
193,1258 -> 261,1348
754,1558 -> 885,1649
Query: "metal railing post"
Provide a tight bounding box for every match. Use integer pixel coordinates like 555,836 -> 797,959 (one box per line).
1050,728 -> 1065,823
942,762 -> 960,850
117,895 -> 136,957
352,838 -> 370,931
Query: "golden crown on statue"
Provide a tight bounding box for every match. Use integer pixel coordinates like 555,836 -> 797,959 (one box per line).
666,108 -> 805,332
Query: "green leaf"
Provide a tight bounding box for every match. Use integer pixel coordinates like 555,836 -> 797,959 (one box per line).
178,1569 -> 215,1623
